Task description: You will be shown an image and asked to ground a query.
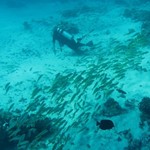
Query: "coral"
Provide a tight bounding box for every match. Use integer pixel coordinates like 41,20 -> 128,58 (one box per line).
101,98 -> 126,117
0,109 -> 53,150
125,139 -> 142,150
124,99 -> 136,109
142,21 -> 150,37
139,97 -> 150,129
123,8 -> 150,42
123,9 -> 150,22
139,97 -> 150,119
140,133 -> 150,148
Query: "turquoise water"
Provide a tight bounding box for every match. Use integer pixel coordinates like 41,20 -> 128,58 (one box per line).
0,0 -> 150,150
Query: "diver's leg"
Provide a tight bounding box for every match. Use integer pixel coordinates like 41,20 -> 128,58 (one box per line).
52,42 -> 56,55
59,42 -> 63,52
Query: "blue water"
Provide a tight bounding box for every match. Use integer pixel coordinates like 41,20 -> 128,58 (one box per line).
0,0 -> 150,150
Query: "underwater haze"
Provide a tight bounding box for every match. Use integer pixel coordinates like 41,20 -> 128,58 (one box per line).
0,0 -> 150,149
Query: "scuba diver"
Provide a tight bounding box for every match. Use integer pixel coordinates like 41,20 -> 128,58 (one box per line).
52,26 -> 93,54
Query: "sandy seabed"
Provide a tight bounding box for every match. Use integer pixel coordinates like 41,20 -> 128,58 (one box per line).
0,0 -> 150,150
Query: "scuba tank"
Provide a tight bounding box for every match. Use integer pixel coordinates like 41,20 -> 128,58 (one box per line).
56,27 -> 74,41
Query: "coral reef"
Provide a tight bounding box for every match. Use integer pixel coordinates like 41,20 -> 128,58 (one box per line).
139,97 -> 150,124
125,139 -> 142,150
138,97 -> 150,131
139,97 -> 150,116
123,9 -> 150,22
101,98 -> 126,117
0,107 -> 53,149
142,21 -> 150,36
119,129 -> 150,150
123,8 -> 150,42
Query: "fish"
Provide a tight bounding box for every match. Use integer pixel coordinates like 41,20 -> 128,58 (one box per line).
70,92 -> 79,102
5,82 -> 10,89
31,87 -> 41,99
35,129 -> 48,140
8,103 -> 14,111
96,119 -> 114,130
93,86 -> 101,95
116,88 -> 127,94
17,140 -> 29,149
5,83 -> 11,94
36,74 -> 43,82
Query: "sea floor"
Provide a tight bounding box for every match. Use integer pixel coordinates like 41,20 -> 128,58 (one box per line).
0,0 -> 150,150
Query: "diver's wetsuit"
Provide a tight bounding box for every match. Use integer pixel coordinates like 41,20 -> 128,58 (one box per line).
53,27 -> 84,53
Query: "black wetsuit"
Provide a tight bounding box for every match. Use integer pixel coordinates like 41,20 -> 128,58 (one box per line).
53,27 -> 84,53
